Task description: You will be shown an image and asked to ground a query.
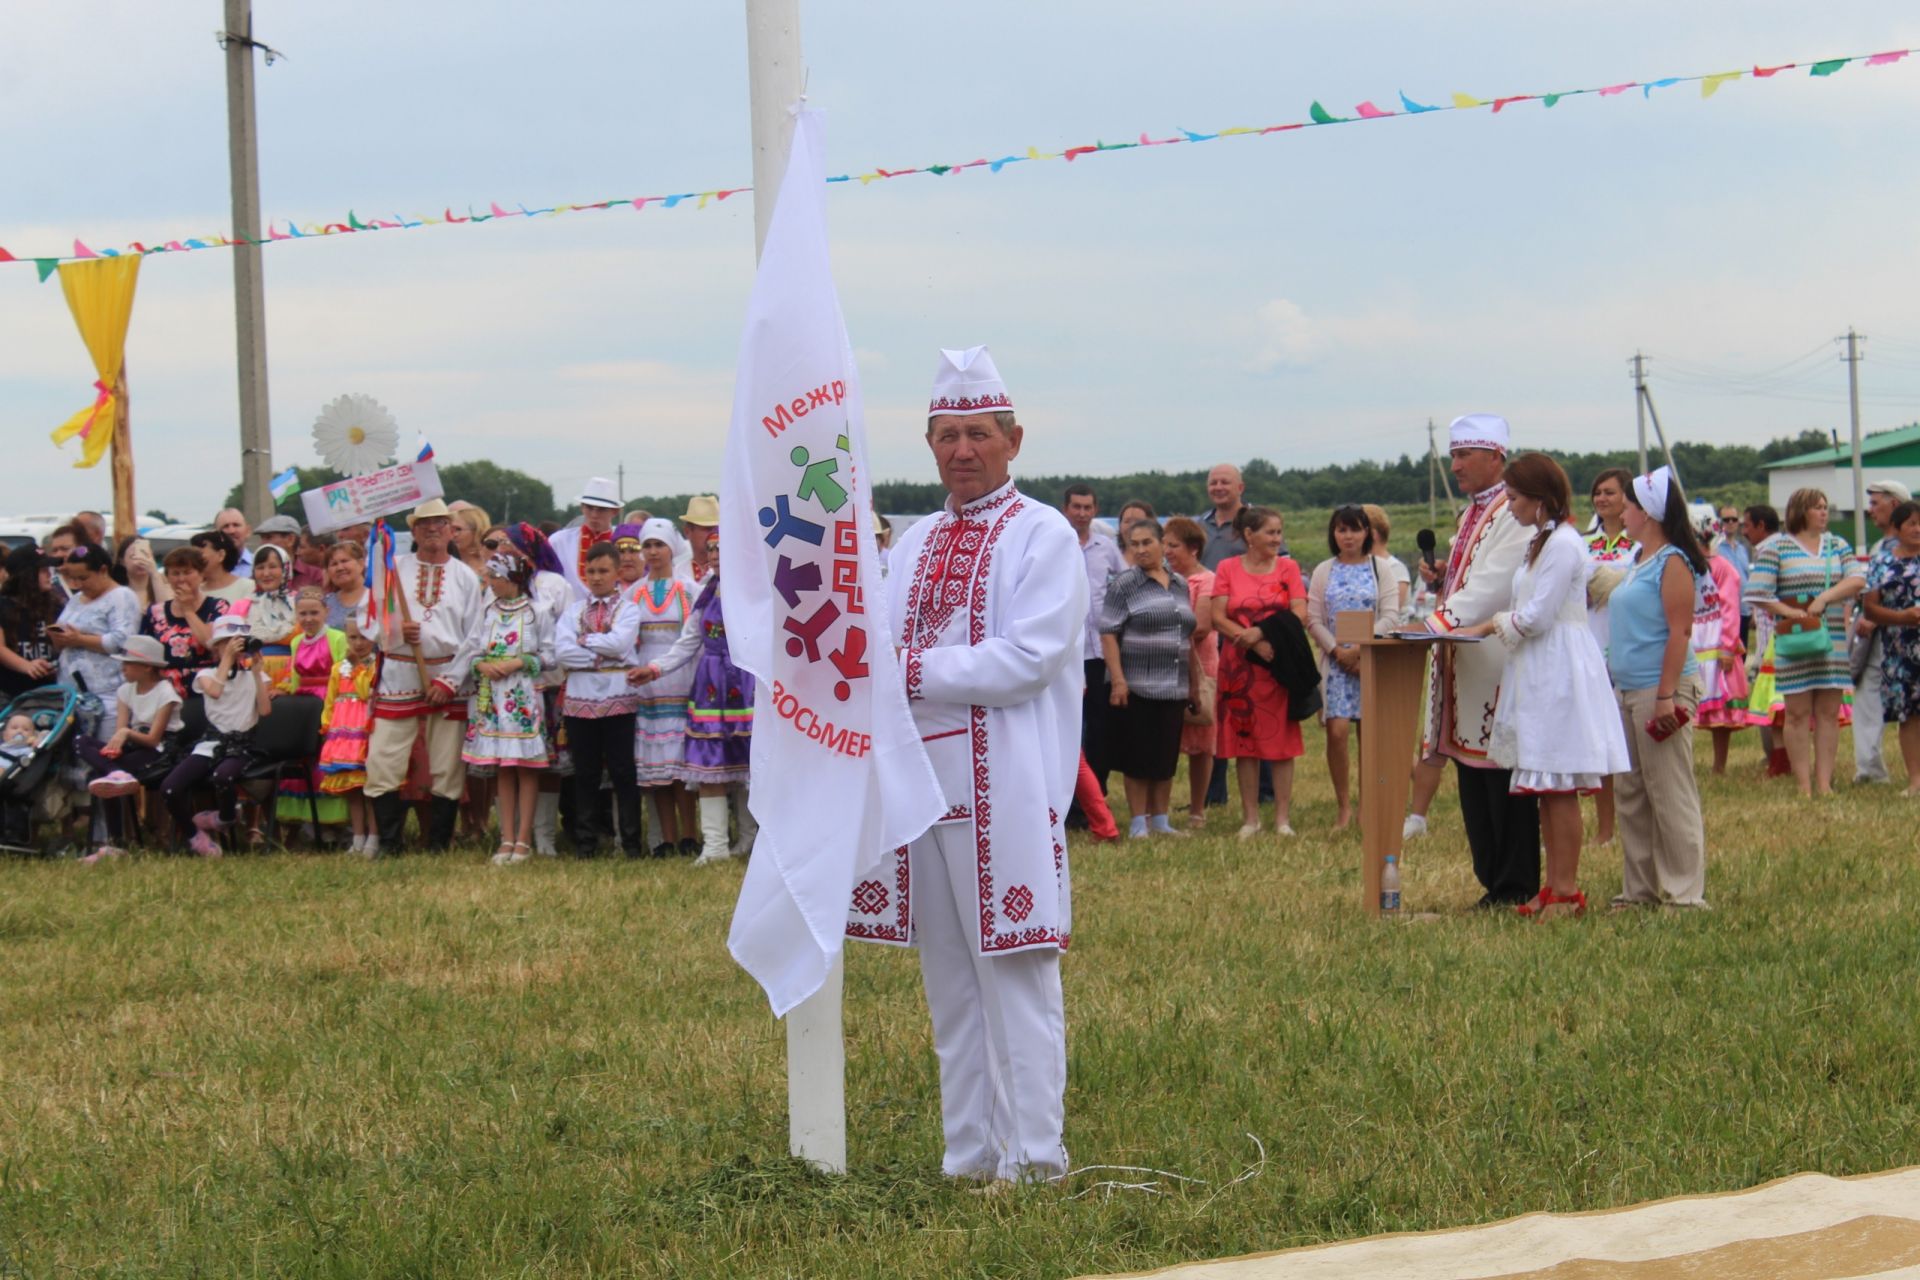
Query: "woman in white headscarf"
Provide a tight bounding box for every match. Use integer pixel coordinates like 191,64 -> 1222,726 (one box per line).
626,517 -> 699,855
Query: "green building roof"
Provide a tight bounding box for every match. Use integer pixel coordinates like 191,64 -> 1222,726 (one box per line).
1763,423 -> 1920,469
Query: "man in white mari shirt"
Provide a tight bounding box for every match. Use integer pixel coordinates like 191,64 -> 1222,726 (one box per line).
845,345 -> 1085,1185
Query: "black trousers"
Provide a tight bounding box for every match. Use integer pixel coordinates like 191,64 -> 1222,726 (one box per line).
1081,658 -> 1111,786
1455,761 -> 1541,903
567,714 -> 641,853
161,751 -> 246,832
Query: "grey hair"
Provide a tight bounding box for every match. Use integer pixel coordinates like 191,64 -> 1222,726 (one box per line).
925,411 -> 1019,437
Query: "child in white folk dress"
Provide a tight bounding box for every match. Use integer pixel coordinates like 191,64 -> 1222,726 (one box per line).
1459,453 -> 1630,918
455,553 -> 554,865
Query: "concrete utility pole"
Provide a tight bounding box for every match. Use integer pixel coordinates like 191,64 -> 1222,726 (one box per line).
1842,328 -> 1866,552
744,0 -> 845,1178
1630,352 -> 1649,475
222,0 -> 274,525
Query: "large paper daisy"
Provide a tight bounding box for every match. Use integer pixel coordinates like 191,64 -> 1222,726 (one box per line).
312,394 -> 399,476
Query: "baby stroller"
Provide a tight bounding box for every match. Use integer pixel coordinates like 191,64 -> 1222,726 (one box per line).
0,685 -> 82,854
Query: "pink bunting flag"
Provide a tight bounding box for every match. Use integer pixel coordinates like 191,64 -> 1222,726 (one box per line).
631,197 -> 654,210
268,224 -> 290,240
165,240 -> 187,252
1598,82 -> 1636,96
490,201 -> 512,218
1867,51 -> 1910,66
72,239 -> 98,258
1356,101 -> 1395,118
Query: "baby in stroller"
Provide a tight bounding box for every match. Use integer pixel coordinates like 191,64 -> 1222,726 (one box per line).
0,712 -> 45,782
0,686 -> 82,852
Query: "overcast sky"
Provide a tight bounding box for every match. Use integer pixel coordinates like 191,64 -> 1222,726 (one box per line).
5,2 -> 1919,521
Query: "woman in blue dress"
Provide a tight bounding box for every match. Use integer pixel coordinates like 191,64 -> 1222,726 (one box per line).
1306,506 -> 1387,831
1864,500 -> 1920,794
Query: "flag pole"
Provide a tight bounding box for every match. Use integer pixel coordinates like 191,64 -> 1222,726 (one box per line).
743,0 -> 846,1176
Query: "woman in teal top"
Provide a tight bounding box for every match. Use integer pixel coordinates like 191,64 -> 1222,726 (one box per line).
1743,488 -> 1866,795
1607,467 -> 1711,908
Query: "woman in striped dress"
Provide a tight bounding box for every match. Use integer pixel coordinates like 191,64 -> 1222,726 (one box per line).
627,519 -> 699,856
1744,488 -> 1866,796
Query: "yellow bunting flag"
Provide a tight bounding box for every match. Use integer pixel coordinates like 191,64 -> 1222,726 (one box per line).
1452,91 -> 1486,109
1700,71 -> 1743,98
50,255 -> 140,469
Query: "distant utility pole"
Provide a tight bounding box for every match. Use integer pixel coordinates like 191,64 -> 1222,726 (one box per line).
220,0 -> 277,525
1842,328 -> 1866,551
617,463 -> 626,504
1427,418 -> 1457,524
1630,352 -> 1649,474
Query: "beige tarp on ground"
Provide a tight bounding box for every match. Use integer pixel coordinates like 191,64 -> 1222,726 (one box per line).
1090,1168 -> 1920,1280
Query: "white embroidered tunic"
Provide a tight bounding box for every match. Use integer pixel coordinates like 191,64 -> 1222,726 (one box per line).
374,554 -> 485,718
555,591 -> 643,718
844,479 -> 1087,957
1423,484 -> 1529,764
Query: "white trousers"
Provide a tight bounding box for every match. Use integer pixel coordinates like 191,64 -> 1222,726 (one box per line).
1853,636 -> 1888,782
910,823 -> 1068,1182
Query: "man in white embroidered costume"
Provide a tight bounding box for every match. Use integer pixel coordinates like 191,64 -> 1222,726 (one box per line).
365,499 -> 486,854
1419,414 -> 1541,905
548,477 -> 623,599
846,345 -> 1085,1184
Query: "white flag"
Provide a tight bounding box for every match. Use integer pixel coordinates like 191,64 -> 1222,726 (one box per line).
720,109 -> 944,1017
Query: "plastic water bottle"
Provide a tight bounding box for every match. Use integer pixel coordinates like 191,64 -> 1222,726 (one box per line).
1381,854 -> 1402,915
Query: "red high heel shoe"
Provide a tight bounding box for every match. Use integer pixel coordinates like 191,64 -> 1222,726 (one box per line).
1516,886 -> 1588,918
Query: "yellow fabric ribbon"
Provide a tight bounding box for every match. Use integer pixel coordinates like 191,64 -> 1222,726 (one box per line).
49,256 -> 140,469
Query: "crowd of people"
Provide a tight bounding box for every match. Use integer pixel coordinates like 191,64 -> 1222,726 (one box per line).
0,491 -> 777,865
1068,421 -> 1920,915
2,425 -> 1916,904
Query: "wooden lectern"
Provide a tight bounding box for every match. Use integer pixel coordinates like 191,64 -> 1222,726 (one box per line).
1335,610 -> 1443,916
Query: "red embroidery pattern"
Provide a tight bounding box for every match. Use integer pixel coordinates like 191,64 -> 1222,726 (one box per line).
1001,884 -> 1034,922
851,879 -> 890,916
904,648 -> 924,701
845,845 -> 913,944
930,392 -> 1013,413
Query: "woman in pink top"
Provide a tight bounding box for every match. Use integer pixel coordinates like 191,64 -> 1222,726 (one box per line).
1164,517 -> 1218,828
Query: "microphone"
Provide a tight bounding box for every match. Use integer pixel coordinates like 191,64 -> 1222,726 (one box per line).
1416,528 -> 1438,571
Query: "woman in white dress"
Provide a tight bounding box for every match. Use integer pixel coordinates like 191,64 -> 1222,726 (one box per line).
1459,453 -> 1630,918
626,518 -> 699,856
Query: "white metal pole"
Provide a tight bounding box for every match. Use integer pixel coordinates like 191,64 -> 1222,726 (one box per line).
1631,352 -> 1649,475
743,0 -> 846,1177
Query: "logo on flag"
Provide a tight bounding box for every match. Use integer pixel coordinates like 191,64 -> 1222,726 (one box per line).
720,110 -> 944,1016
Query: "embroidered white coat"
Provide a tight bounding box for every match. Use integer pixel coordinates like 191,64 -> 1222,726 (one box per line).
1423,487 -> 1529,764
845,480 -> 1086,957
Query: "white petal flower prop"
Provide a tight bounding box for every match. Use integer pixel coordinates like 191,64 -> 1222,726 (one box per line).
312,394 -> 399,477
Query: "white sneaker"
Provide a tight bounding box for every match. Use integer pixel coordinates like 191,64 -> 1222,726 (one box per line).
1402,814 -> 1428,841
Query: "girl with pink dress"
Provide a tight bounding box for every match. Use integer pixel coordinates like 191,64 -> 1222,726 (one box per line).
1693,549 -> 1751,774
274,588 -> 348,833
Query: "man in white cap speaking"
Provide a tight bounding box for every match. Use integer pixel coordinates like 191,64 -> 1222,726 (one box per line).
550,477 -> 623,599
846,345 -> 1085,1185
364,498 -> 486,854
1417,414 -> 1540,905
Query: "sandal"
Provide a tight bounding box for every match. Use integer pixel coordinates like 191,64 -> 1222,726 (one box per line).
489,843 -> 517,866
1518,886 -> 1587,919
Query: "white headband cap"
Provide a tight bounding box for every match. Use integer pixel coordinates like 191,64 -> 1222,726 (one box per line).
1633,466 -> 1674,522
929,345 -> 1014,417
1448,413 -> 1510,455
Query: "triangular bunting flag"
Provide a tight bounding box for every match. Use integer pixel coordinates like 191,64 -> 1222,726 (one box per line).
35,259 -> 59,283
1809,58 -> 1849,76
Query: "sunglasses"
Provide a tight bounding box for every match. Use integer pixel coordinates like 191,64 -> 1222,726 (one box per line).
481,538 -> 507,550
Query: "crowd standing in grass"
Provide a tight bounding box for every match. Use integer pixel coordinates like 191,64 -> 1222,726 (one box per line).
2,412 -> 1915,917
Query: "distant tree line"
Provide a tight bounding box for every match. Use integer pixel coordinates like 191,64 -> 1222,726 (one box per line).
629,428 -> 1838,519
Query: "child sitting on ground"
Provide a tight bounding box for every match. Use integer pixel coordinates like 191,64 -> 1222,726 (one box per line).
160,614 -> 271,857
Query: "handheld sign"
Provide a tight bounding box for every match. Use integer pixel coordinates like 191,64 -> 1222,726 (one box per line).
301,460 -> 443,535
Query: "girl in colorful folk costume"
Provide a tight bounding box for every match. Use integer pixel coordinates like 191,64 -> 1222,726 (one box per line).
556,542 -> 644,858
273,587 -> 348,836
319,622 -> 379,855
844,345 -> 1083,1185
247,545 -> 299,690
1693,530 -> 1751,774
1458,453 -> 1630,917
456,552 -> 555,864
626,518 -> 699,856
505,522 -> 575,855
363,500 -> 486,854
636,522 -> 755,865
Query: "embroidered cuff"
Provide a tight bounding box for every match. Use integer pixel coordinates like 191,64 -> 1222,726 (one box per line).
904,648 -> 925,701
1428,610 -> 1456,634
430,677 -> 459,696
1493,611 -> 1523,650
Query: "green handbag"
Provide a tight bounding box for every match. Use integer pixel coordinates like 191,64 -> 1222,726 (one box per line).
1773,536 -> 1835,660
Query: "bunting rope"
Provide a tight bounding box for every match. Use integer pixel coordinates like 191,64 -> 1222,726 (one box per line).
1,46 -> 1909,276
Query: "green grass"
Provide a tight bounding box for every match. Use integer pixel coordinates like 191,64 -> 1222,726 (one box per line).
4,726 -> 1919,1278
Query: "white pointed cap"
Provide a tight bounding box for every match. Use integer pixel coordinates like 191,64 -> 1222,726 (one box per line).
1448,413 -> 1511,455
929,345 -> 1014,417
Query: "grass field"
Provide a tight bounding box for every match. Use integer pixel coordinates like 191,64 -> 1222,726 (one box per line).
3,724 -> 1918,1278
